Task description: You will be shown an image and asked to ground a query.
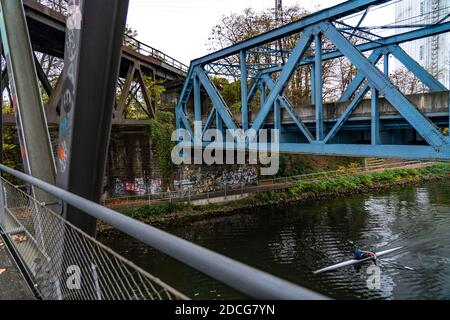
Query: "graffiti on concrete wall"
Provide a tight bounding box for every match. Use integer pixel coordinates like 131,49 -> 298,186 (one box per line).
182,166 -> 258,193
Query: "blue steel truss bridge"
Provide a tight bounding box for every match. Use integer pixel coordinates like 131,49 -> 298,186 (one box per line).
176,0 -> 450,160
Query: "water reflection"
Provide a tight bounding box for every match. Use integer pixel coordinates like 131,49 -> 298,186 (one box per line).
102,180 -> 450,300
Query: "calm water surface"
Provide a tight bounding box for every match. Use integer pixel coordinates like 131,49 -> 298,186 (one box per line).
103,180 -> 450,300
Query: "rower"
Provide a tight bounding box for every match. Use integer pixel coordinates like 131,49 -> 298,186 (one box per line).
354,247 -> 376,261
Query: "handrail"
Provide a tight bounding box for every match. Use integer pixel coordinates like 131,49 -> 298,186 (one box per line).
123,35 -> 189,73
0,164 -> 328,300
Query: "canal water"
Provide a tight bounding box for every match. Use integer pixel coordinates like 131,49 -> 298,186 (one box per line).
103,180 -> 450,300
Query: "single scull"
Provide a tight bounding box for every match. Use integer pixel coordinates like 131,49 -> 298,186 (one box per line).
313,247 -> 403,274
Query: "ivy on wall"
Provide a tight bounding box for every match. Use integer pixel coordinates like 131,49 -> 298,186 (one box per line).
145,111 -> 175,191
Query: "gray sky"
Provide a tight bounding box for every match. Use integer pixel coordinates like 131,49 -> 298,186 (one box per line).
126,0 -> 394,65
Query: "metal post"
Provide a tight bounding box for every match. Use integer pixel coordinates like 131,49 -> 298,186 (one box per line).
274,98 -> 281,130
310,62 -> 315,104
56,0 -> 130,236
371,87 -> 380,145
260,81 -> 266,107
384,52 -> 389,76
240,50 -> 248,131
194,75 -> 201,123
314,33 -> 323,141
216,110 -> 223,133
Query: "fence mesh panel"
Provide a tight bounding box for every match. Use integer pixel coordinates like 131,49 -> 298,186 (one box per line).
0,177 -> 188,300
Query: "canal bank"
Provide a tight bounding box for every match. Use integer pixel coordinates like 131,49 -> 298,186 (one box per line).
99,163 -> 450,232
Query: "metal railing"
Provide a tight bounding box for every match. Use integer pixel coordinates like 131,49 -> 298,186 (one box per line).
30,0 -> 68,13
29,0 -> 189,74
123,35 -> 189,73
0,164 -> 327,300
104,160 -> 432,208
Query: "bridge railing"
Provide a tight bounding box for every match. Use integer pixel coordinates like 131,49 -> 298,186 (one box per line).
28,0 -> 189,74
0,164 -> 327,300
123,35 -> 189,73
31,0 -> 68,13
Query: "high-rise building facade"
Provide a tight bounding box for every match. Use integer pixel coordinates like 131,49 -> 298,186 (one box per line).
395,0 -> 450,87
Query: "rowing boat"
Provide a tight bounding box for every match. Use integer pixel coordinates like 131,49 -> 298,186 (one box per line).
313,247 -> 403,274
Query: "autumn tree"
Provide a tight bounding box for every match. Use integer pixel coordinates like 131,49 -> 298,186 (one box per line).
207,5 -> 361,108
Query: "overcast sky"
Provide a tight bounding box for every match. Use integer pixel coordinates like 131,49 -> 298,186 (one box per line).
126,0 -> 395,65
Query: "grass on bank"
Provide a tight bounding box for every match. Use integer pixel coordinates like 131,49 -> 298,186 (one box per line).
286,162 -> 450,197
121,163 -> 450,219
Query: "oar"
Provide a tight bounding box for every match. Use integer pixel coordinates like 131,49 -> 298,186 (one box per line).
380,260 -> 414,271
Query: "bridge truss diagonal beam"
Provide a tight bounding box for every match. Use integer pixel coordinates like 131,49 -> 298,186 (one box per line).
319,21 -> 449,149
251,28 -> 314,132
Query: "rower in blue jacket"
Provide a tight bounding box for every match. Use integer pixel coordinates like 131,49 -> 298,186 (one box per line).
354,247 -> 376,261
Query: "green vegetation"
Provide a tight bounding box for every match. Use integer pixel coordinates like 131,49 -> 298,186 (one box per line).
122,202 -> 188,219
145,111 -> 176,190
284,163 -> 450,198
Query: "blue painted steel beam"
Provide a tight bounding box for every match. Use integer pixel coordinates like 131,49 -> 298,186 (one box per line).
177,109 -> 193,138
339,48 -> 383,102
371,87 -> 380,145
323,83 -> 371,144
384,53 -> 389,76
262,75 -> 314,142
191,0 -> 391,66
389,45 -> 447,92
320,22 -> 449,148
183,142 -> 450,159
240,50 -> 249,130
310,63 -> 315,104
315,33 -> 324,141
260,81 -> 266,107
194,75 -> 201,123
259,21 -> 450,76
251,28 -> 314,132
195,67 -> 236,130
203,108 -> 215,136
274,99 -> 281,130
247,77 -> 260,105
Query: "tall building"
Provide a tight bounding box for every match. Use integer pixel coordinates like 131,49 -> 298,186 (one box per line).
395,0 -> 450,87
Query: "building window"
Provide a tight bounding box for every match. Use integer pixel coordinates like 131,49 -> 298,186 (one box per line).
419,45 -> 425,60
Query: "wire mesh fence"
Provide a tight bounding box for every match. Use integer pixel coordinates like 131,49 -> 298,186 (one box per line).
0,177 -> 187,300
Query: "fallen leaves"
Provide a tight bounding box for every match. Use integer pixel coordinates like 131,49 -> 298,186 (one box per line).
11,235 -> 27,243
0,268 -> 6,275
